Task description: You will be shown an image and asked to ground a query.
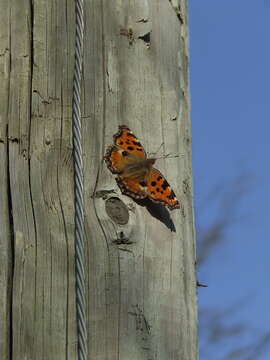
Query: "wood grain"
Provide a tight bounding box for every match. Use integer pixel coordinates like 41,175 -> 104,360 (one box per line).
0,0 -> 197,359
0,2 -> 12,359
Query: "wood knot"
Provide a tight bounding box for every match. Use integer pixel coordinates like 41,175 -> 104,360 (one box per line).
105,197 -> 129,225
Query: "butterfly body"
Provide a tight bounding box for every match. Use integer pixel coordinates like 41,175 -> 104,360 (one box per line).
121,157 -> 156,180
104,125 -> 180,210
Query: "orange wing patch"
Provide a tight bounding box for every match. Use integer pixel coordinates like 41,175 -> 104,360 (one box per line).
104,145 -> 126,174
113,125 -> 146,158
116,176 -> 148,200
147,168 -> 180,210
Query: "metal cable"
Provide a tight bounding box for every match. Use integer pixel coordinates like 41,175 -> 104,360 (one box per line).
72,0 -> 87,359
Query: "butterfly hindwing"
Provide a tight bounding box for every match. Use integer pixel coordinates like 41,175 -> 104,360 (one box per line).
146,168 -> 180,210
116,168 -> 180,210
116,175 -> 148,199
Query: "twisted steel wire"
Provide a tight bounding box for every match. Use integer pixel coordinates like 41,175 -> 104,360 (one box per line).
72,0 -> 87,359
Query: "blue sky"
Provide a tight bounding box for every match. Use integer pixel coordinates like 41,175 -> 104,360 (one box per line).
189,1 -> 270,358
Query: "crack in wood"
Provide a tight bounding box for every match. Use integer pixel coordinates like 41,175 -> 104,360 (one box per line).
128,304 -> 153,357
136,18 -> 148,23
138,32 -> 151,48
93,189 -> 116,199
120,27 -> 135,45
8,136 -> 19,143
113,231 -> 133,245
6,123 -> 14,360
0,48 -> 10,57
168,0 -> 184,24
33,89 -> 60,104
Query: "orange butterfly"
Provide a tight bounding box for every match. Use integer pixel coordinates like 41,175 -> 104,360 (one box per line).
104,125 -> 180,210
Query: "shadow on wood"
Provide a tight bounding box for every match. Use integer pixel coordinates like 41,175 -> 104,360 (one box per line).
133,198 -> 176,232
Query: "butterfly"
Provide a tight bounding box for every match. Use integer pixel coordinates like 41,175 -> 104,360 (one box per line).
104,125 -> 180,210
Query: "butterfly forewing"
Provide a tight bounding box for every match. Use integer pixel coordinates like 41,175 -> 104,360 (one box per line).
105,125 -> 146,173
113,125 -> 146,158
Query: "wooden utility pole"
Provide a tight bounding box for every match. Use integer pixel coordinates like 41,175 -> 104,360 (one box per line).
0,0 -> 197,359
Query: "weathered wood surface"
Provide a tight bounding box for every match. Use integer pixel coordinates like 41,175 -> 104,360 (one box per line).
0,1 -> 12,358
0,0 -> 197,359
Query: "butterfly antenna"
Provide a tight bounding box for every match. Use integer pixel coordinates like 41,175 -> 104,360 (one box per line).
147,142 -> 164,157
155,153 -> 180,160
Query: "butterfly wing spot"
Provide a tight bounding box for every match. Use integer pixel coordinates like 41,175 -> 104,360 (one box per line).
112,125 -> 146,159
147,168 -> 180,210
104,145 -> 124,174
139,181 -> 147,187
116,176 -> 147,199
104,146 -> 135,174
161,180 -> 169,190
167,191 -> 176,200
